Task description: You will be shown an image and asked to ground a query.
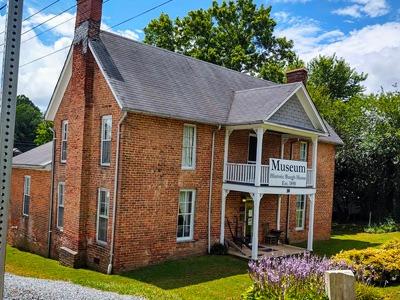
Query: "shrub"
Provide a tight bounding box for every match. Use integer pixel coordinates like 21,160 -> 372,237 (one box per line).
355,283 -> 383,300
333,240 -> 400,285
243,253 -> 349,300
209,243 -> 227,255
364,217 -> 398,233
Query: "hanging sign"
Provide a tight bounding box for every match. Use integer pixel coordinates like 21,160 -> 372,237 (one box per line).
268,158 -> 307,187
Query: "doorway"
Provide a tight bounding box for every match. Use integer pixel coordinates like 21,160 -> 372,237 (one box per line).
244,199 -> 253,239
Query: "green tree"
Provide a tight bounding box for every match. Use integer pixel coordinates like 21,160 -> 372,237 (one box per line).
144,0 -> 296,83
15,95 -> 42,151
34,120 -> 53,146
307,54 -> 367,101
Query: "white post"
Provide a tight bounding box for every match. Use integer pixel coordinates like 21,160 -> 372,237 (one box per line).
255,128 -> 265,186
220,189 -> 229,244
280,136 -> 285,158
251,193 -> 262,259
223,129 -> 231,182
276,195 -> 281,231
311,136 -> 318,188
307,193 -> 315,251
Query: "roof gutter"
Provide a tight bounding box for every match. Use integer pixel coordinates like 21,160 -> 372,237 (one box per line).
107,111 -> 127,275
47,128 -> 56,258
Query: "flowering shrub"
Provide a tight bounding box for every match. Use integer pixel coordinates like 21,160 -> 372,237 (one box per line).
243,253 -> 349,300
333,240 -> 400,286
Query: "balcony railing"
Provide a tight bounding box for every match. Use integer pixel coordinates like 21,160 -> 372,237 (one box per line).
225,163 -> 314,187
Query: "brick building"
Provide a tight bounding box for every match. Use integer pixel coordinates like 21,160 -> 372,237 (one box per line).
9,0 -> 343,274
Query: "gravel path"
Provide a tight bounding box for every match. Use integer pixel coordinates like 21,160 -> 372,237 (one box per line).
4,273 -> 144,300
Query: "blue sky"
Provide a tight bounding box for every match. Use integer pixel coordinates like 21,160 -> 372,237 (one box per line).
2,0 -> 399,109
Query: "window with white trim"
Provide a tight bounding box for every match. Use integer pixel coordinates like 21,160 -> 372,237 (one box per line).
101,115 -> 112,166
182,125 -> 196,169
22,176 -> 31,216
177,190 -> 196,241
300,142 -> 308,162
97,188 -> 110,244
295,195 -> 306,230
61,120 -> 68,163
57,182 -> 65,230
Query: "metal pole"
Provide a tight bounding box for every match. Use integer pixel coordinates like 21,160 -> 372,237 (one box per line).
0,0 -> 24,297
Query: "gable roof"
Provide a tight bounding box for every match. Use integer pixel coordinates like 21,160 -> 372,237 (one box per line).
13,142 -> 53,170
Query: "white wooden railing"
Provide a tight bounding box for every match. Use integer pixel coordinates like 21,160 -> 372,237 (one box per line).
225,163 -> 315,187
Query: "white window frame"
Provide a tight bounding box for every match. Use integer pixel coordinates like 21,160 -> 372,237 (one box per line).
61,120 -> 68,163
300,141 -> 308,162
181,124 -> 196,170
57,182 -> 65,230
22,176 -> 31,217
247,133 -> 257,164
100,115 -> 112,166
295,195 -> 306,231
176,189 -> 196,242
96,188 -> 110,245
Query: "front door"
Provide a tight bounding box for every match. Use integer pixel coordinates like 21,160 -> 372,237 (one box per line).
244,200 -> 254,239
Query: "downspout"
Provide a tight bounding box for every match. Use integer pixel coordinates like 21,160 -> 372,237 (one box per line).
47,128 -> 56,258
107,111 -> 127,275
208,125 -> 220,253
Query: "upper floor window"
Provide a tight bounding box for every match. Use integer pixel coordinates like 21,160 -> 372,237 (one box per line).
296,195 -> 306,230
57,182 -> 65,230
97,188 -> 110,244
101,115 -> 112,166
177,190 -> 196,241
23,176 -> 31,216
300,142 -> 308,162
248,133 -> 257,163
182,124 -> 196,170
61,120 -> 68,163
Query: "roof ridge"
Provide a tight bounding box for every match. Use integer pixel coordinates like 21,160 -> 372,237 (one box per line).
99,30 -> 276,86
234,82 -> 300,94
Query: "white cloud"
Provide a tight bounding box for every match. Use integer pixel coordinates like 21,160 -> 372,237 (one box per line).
332,0 -> 390,18
277,18 -> 400,93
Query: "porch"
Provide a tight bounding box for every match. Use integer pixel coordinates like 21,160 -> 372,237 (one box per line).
227,242 -> 306,260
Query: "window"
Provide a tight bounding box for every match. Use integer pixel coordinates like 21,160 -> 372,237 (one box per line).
296,195 -> 306,230
57,182 -> 65,230
61,120 -> 68,163
248,134 -> 257,163
182,125 -> 196,169
97,188 -> 110,244
22,176 -> 31,216
101,115 -> 112,166
300,142 -> 308,162
177,190 -> 196,241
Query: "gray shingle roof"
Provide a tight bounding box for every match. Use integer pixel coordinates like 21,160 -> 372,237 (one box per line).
89,30 -> 342,145
320,121 -> 344,145
13,142 -> 52,169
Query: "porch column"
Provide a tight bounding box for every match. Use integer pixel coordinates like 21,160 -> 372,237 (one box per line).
276,195 -> 282,231
255,128 -> 265,186
220,189 -> 229,244
251,193 -> 262,260
311,136 -> 318,188
307,193 -> 315,251
223,129 -> 231,182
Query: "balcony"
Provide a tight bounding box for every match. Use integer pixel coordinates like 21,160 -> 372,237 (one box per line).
225,162 -> 314,187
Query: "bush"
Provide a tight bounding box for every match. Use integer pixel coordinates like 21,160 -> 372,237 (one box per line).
364,218 -> 398,233
333,240 -> 400,285
355,283 -> 383,300
209,243 -> 227,255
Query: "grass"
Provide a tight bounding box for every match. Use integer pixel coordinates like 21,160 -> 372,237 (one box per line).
5,229 -> 400,299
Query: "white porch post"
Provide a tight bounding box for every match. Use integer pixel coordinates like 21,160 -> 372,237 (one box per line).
276,195 -> 282,231
251,193 -> 262,260
255,128 -> 265,186
311,136 -> 318,188
223,129 -> 231,182
220,189 -> 229,244
307,193 -> 315,251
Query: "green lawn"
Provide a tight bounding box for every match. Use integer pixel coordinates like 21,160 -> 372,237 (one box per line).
5,230 -> 400,300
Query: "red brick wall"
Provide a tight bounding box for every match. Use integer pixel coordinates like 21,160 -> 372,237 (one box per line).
9,168 -> 51,256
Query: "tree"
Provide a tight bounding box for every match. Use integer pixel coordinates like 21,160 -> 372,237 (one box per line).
307,54 -> 367,101
15,95 -> 42,152
34,120 -> 53,146
144,0 -> 296,83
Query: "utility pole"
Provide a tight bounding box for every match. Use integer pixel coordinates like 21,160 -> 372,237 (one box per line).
0,0 -> 24,297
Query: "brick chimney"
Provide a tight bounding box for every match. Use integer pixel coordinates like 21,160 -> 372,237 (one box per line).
75,0 -> 103,39
286,68 -> 308,85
